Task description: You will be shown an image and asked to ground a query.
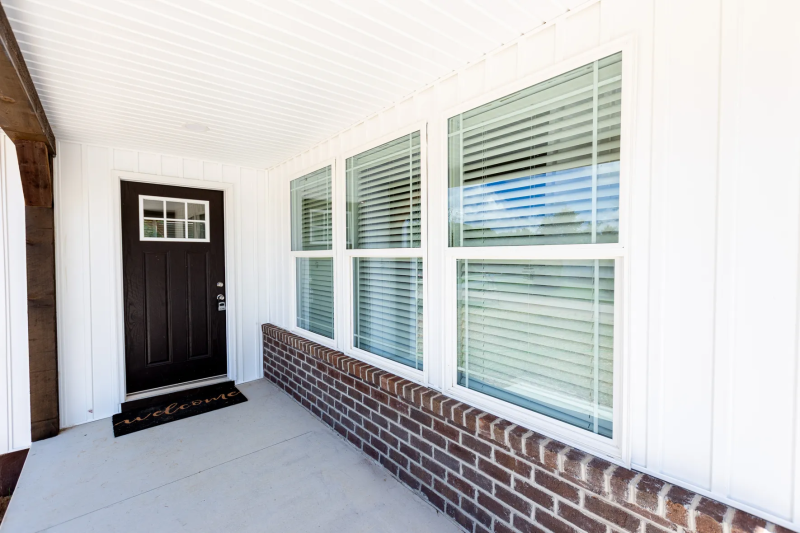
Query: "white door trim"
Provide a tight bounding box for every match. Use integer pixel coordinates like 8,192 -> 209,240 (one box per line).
110,170 -> 240,408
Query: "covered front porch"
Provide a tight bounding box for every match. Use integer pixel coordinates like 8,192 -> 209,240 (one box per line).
2,379 -> 458,532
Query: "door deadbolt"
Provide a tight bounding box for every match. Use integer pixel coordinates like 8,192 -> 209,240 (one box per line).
217,282 -> 224,287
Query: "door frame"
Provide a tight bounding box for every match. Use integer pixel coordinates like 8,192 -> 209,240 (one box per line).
110,170 -> 240,404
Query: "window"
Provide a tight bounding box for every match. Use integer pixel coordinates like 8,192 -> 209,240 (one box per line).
449,53 -> 621,247
354,258 -> 423,370
296,258 -> 334,339
448,52 -> 623,440
457,259 -> 615,437
291,166 -> 332,251
291,165 -> 335,341
140,195 -> 208,242
346,130 -> 425,373
347,132 -> 421,249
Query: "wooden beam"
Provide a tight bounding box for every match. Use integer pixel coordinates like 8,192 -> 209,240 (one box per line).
0,5 -> 59,442
0,4 -> 55,154
16,140 -> 51,207
26,199 -> 58,441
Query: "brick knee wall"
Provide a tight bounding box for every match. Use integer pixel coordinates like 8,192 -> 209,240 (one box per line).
262,324 -> 787,533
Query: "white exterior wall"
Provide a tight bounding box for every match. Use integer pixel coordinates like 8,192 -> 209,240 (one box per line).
0,133 -> 31,455
265,0 -> 800,527
54,141 -> 270,430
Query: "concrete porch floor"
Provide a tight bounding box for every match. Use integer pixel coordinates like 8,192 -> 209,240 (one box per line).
2,379 -> 461,533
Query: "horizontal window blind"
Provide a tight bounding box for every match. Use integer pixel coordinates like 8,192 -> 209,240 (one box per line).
354,258 -> 423,370
449,52 -> 622,247
457,259 -> 614,437
347,132 -> 421,249
296,258 -> 334,339
291,166 -> 332,251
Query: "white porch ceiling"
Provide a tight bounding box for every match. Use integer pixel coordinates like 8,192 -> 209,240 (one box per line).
3,0 -> 588,168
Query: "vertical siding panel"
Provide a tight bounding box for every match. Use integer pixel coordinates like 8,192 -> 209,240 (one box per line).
203,162 -> 222,181
160,156 -> 182,177
414,87 -> 435,122
222,165 -> 243,382
458,60 -> 486,102
239,168 -> 259,382
0,136 -> 14,453
350,122 -> 366,148
486,44 -> 517,91
517,26 -> 555,77
436,75 -> 458,110
137,153 -> 160,175
713,0 -> 800,518
112,150 -> 137,172
562,3 -> 602,59
278,174 -> 291,329
4,137 -> 30,451
56,142 -> 91,428
86,146 -> 117,420
396,98 -> 414,127
267,172 -> 279,330
183,159 -> 201,180
380,108 -> 397,137
257,170 -> 269,329
648,0 -> 721,489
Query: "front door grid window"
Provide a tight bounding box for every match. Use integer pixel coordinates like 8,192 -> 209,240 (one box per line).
139,195 -> 210,242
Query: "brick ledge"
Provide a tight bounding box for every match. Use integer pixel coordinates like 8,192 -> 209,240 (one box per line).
262,324 -> 790,533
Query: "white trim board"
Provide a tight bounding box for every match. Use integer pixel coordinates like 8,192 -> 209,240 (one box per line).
110,170 -> 241,408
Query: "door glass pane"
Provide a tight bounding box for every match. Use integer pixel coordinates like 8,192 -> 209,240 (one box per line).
143,219 -> 164,238
457,259 -> 614,437
354,258 -> 423,370
448,53 -> 622,247
166,201 -> 186,220
347,132 -> 421,249
187,203 -> 206,221
291,166 -> 332,251
167,220 -> 186,239
187,221 -> 206,240
142,199 -> 163,218
296,258 -> 334,339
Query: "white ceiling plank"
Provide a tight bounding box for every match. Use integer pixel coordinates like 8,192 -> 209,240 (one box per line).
8,3 -> 396,105
3,0 -> 590,168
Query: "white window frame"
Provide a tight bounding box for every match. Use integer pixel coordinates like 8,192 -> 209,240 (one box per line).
439,41 -> 634,463
338,122 -> 429,385
288,160 -> 337,350
138,195 -> 210,243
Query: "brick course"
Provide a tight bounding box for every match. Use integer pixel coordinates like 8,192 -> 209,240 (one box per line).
263,324 -> 779,533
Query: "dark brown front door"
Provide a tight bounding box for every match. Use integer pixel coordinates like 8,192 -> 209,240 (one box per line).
121,181 -> 228,394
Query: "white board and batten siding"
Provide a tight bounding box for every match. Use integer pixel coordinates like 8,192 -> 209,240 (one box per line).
265,0 -> 800,528
54,141 -> 270,431
0,132 -> 31,456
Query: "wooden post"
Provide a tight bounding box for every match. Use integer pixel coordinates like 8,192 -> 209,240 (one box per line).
16,140 -> 58,440
0,3 -> 59,442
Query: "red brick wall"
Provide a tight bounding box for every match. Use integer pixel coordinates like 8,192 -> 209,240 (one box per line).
263,324 -> 785,533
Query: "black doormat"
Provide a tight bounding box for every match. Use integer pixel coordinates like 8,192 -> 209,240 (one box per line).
112,381 -> 247,437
